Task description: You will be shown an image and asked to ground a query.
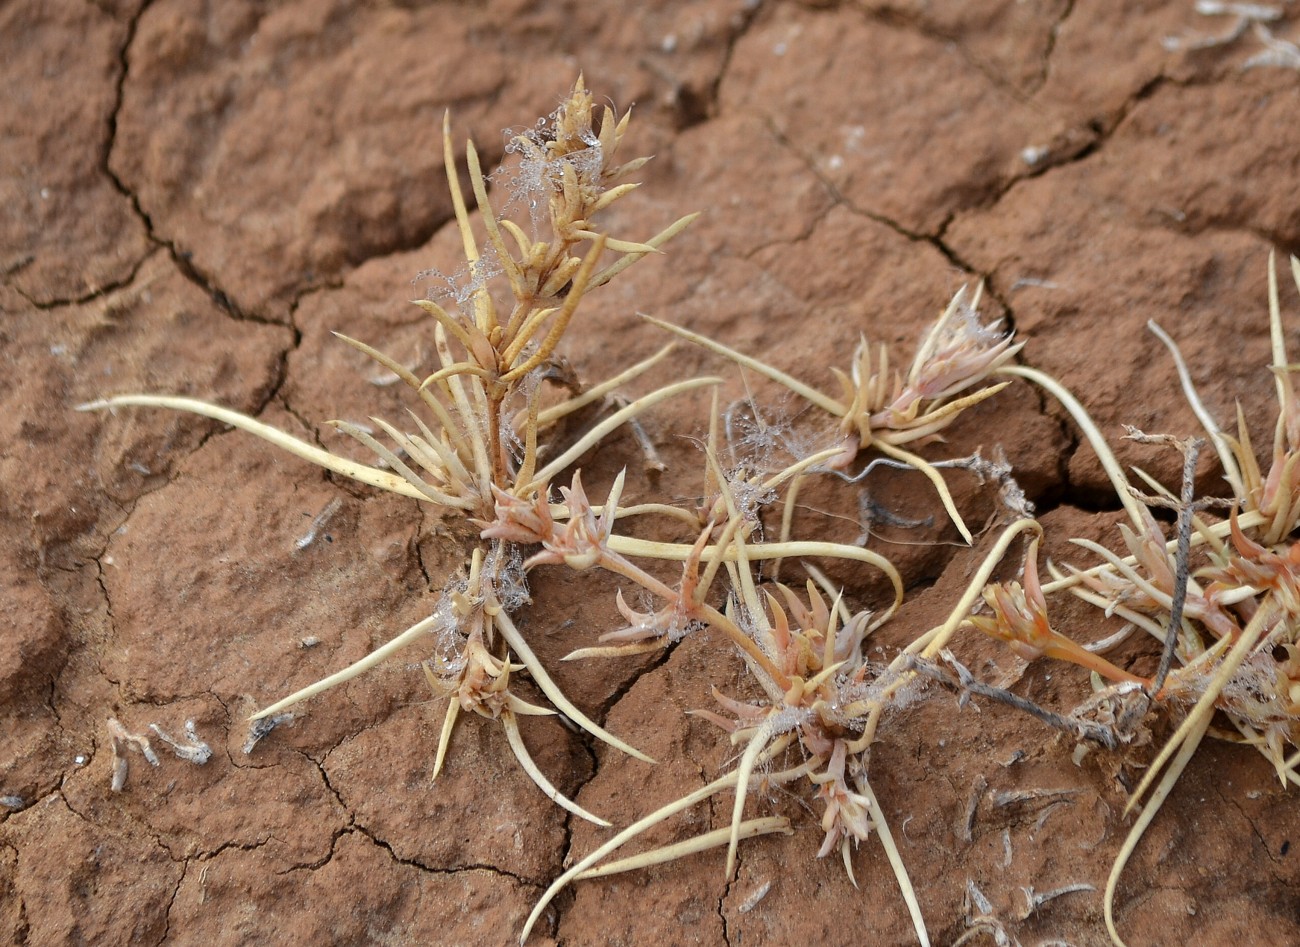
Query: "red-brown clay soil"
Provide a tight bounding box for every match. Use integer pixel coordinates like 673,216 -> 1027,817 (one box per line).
4,1 -> 1300,945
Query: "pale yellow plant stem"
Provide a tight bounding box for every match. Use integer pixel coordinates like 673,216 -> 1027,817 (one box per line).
640,314 -> 847,415
846,517 -> 1043,753
1146,320 -> 1244,497
575,817 -> 792,879
999,364 -> 1148,529
501,708 -> 610,827
725,721 -> 774,878
522,774 -> 736,943
493,609 -> 653,763
873,439 -> 973,544
606,536 -> 904,617
526,377 -> 722,490
1105,603 -> 1274,945
1040,509 -> 1268,596
430,684 -> 459,781
589,213 -> 700,288
333,330 -> 465,445
1103,714 -> 1210,947
77,395 -> 424,499
250,612 -> 443,720
522,733 -> 800,944
532,343 -> 676,427
862,775 -> 931,947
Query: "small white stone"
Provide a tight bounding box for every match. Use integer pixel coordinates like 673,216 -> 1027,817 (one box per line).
1021,145 -> 1049,166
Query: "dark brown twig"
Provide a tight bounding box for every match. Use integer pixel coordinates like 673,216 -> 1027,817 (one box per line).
1123,430 -> 1211,697
904,651 -> 1118,749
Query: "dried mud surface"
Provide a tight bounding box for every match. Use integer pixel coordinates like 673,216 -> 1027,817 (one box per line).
4,1 -> 1300,945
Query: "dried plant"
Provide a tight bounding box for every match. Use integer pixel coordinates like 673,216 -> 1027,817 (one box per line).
78,82 -> 931,943
521,442 -> 922,943
967,537 -> 1145,686
646,285 -> 1022,544
83,77 -> 1298,947
961,254 -> 1300,946
519,406 -> 1044,946
81,79 -> 718,822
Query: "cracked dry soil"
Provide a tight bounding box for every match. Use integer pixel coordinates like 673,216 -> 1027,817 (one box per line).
4,1 -> 1300,945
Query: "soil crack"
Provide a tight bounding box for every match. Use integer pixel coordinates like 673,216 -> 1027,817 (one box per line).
53,786 -> 175,863
719,844 -> 736,947
157,859 -> 186,947
10,254 -> 149,312
413,506 -> 435,589
597,635 -> 683,721
541,635 -> 692,936
1033,0 -> 1079,94
276,825 -> 350,876
1216,786 -> 1287,877
352,823 -> 542,889
5,839 -> 31,947
184,836 -> 275,865
302,746 -> 351,817
691,0 -> 765,131
854,2 -> 1037,98
100,0 -> 279,329
936,72 -> 1169,243
759,111 -> 987,277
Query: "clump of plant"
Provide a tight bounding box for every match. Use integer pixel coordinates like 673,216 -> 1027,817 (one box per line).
520,296 -> 1031,944
81,80 -> 1028,945
519,414 -> 923,943
84,73 -> 928,935
953,254 -> 1300,946
82,79 -> 726,823
647,283 -> 1022,544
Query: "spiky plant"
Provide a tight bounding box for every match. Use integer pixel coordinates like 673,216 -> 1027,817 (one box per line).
646,284 -> 1023,544
960,254 -> 1300,946
81,79 -> 718,822
517,390 -> 1047,947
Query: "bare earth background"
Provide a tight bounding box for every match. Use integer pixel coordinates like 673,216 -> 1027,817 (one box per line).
4,1 -> 1300,944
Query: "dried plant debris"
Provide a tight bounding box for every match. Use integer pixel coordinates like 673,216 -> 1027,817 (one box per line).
107,718 -> 212,791
243,713 -> 295,755
107,717 -> 159,793
149,721 -> 213,765
1164,2 -> 1300,69
295,497 -> 343,550
84,78 -> 709,820
955,879 -> 1017,947
648,284 -> 1022,544
82,81 -> 939,939
1018,882 -> 1095,921
523,428 -> 1042,946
